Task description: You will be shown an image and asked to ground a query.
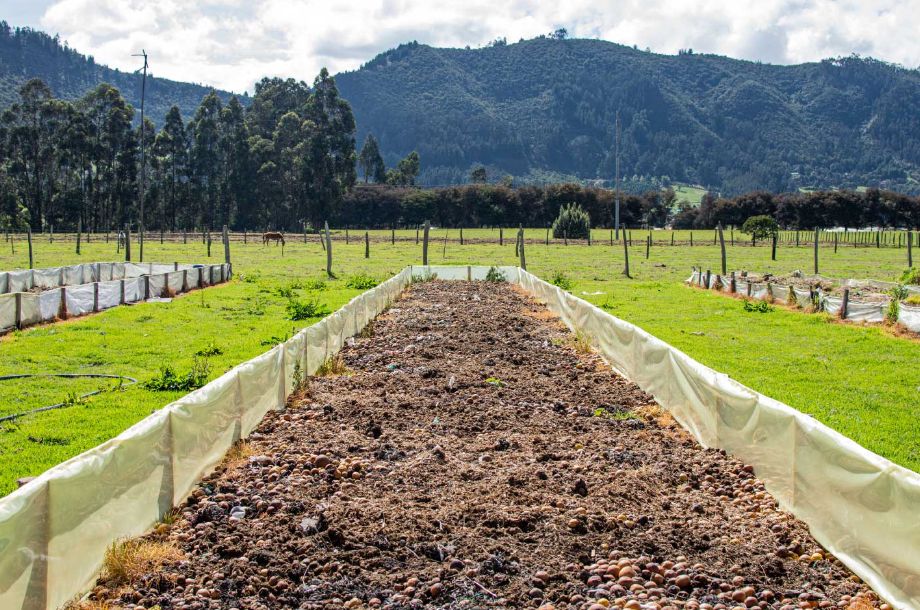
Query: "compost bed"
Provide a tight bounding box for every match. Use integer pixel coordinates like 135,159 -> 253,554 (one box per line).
86,281 -> 883,610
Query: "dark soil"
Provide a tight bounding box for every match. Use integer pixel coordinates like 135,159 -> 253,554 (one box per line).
86,281 -> 884,610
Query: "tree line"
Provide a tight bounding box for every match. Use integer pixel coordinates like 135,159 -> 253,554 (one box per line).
0,72 -> 413,233
335,184 -> 920,230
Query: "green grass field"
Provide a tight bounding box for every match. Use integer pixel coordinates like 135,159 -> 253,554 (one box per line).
0,230 -> 917,494
671,183 -> 708,206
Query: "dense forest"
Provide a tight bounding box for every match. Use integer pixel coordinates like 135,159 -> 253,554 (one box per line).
0,72 -> 364,232
0,22 -> 241,125
336,36 -> 920,194
334,184 -> 920,231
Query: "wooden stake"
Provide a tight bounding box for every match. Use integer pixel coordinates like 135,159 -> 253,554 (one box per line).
422,221 -> 430,265
841,288 -> 850,319
76,218 -> 82,255
813,227 -> 819,275
622,231 -> 631,278
325,221 -> 333,277
125,227 -> 131,262
223,225 -> 231,266
718,223 -> 726,275
365,231 -> 370,258
771,233 -> 777,261
27,228 -> 33,268
908,231 -> 913,269
518,227 -> 526,270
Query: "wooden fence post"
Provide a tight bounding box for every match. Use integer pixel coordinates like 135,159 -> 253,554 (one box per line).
908,231 -> 913,269
27,228 -> 33,269
518,227 -> 526,270
422,221 -> 430,265
645,235 -> 650,259
325,221 -> 332,278
365,231 -> 370,259
622,231 -> 631,278
730,271 -> 736,294
834,232 -> 838,253
15,292 -> 22,329
460,227 -> 464,245
771,233 -> 777,261
76,218 -> 82,255
125,226 -> 131,262
499,227 -> 503,246
93,282 -> 99,312
223,225 -> 231,267
841,288 -> 850,319
718,223 -> 726,275
813,227 -> 819,274
206,231 -> 212,257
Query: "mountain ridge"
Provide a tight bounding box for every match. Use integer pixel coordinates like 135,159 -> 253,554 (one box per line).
0,21 -> 244,126
334,37 -> 920,194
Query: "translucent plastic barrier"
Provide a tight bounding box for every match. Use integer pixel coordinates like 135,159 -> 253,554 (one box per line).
0,263 -> 230,333
689,270 -> 918,332
519,268 -> 919,610
0,267 -> 412,610
0,266 -> 915,609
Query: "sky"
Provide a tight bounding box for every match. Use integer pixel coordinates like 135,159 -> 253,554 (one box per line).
2,0 -> 919,94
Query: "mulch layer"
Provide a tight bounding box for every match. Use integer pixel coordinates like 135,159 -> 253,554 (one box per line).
86,281 -> 885,610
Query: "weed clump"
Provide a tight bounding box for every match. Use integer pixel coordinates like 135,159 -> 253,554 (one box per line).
316,354 -> 349,377
551,271 -> 574,291
101,538 -> 183,586
195,342 -> 223,357
887,285 -> 909,324
286,298 -> 330,321
484,266 -> 507,283
144,358 -> 211,392
303,278 -> 328,291
743,300 -> 774,313
899,268 -> 919,285
345,274 -> 378,289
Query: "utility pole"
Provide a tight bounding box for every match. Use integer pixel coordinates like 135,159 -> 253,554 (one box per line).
614,110 -> 621,240
133,50 -> 149,262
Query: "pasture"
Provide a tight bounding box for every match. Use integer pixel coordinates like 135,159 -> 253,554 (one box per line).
0,228 -> 917,495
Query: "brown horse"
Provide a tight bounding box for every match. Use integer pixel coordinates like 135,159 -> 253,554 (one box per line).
262,231 -> 285,246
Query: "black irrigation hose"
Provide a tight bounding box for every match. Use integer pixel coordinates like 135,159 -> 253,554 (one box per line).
0,373 -> 138,423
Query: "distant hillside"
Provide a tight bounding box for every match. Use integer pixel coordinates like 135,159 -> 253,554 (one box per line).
0,22 -> 245,126
336,38 -> 920,194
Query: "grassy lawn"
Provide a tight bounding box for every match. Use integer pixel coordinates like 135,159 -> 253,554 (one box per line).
671,183 -> 708,206
0,231 -> 917,494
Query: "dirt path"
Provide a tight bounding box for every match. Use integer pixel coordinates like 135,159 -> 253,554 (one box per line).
86,281 -> 883,610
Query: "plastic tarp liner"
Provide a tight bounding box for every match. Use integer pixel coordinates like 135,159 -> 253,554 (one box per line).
32,268 -> 62,290
186,268 -> 201,289
151,264 -> 174,275
0,293 -> 16,330
824,296 -> 843,316
508,267 -> 920,610
751,283 -> 769,300
123,278 -> 140,304
899,303 -> 920,332
770,284 -> 791,303
168,272 -> 184,295
18,293 -> 41,327
793,287 -> 814,308
62,265 -> 84,286
97,281 -> 121,311
148,274 -> 166,298
843,299 -> 888,323
65,284 -> 95,317
0,271 -> 8,294
2,265 -> 916,610
38,289 -> 62,322
0,267 -> 414,610
8,270 -> 33,293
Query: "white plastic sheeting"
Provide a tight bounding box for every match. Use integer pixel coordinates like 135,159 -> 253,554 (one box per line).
0,263 -> 229,333
688,271 -> 920,332
0,262 -> 199,296
0,266 -> 916,610
516,267 -> 919,610
0,266 -> 410,610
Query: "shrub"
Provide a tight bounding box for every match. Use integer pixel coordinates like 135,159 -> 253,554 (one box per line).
303,278 -> 327,291
286,297 -> 330,321
741,215 -> 779,245
345,273 -> 378,289
552,202 -> 591,239
906,295 -> 920,306
887,285 -> 910,324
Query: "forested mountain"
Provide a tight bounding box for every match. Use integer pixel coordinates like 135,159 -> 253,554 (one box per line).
335,37 -> 920,194
0,22 -> 243,126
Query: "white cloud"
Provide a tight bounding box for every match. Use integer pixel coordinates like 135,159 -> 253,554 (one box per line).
35,0 -> 920,94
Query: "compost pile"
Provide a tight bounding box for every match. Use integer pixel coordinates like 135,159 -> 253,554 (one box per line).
87,281 -> 884,610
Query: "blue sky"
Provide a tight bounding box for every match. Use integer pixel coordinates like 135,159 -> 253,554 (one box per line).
2,1 -> 919,94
